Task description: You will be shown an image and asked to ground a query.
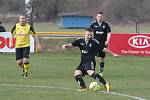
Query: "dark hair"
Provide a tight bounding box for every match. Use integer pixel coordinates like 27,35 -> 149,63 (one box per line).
20,14 -> 27,18
0,21 -> 1,24
85,28 -> 93,32
97,11 -> 104,15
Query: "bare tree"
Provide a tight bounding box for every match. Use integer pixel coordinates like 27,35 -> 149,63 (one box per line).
0,0 -> 150,23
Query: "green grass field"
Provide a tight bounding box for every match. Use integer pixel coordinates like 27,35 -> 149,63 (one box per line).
0,53 -> 149,100
1,22 -> 150,100
3,22 -> 150,33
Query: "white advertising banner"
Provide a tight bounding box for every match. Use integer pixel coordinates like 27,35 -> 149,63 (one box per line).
0,32 -> 34,52
109,33 -> 150,56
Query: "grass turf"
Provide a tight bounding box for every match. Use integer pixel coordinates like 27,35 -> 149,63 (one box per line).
1,22 -> 150,100
3,22 -> 150,33
0,53 -> 149,100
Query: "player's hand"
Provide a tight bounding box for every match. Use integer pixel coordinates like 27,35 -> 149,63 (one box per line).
104,43 -> 108,48
102,48 -> 107,52
9,37 -> 15,49
62,44 -> 67,50
9,41 -> 14,49
37,43 -> 42,51
105,40 -> 108,44
9,45 -> 14,49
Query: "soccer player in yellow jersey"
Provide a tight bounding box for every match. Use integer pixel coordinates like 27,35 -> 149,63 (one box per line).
10,14 -> 41,78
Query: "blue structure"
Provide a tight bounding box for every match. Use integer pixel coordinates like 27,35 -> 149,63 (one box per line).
59,15 -> 93,28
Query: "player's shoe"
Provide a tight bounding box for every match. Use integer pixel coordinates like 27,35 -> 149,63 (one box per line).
23,73 -> 28,79
105,82 -> 110,92
78,88 -> 87,92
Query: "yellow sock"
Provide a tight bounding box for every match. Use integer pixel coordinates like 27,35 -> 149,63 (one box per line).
24,63 -> 29,74
19,63 -> 25,73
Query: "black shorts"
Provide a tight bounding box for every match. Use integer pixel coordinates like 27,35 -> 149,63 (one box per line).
97,50 -> 106,58
16,47 -> 30,61
96,43 -> 106,58
76,61 -> 96,76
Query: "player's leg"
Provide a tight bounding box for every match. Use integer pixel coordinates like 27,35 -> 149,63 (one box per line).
16,48 -> 24,76
91,59 -> 96,71
74,68 -> 87,91
87,70 -> 110,92
87,70 -> 106,85
23,58 -> 29,77
22,47 -> 30,78
98,50 -> 105,72
16,59 -> 24,76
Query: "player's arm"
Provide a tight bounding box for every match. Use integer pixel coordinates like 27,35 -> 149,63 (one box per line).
103,24 -> 119,57
30,26 -> 36,36
62,39 -> 80,49
10,25 -> 16,37
94,39 -> 101,53
30,26 -> 41,51
105,23 -> 111,46
10,25 -> 16,48
105,32 -> 111,46
62,43 -> 73,49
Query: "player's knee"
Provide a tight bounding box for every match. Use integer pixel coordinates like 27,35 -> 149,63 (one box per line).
23,58 -> 29,64
74,70 -> 82,76
87,70 -> 95,76
91,73 -> 102,79
74,75 -> 82,81
16,59 -> 23,65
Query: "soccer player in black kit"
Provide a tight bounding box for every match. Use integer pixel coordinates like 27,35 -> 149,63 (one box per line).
90,11 -> 118,73
62,28 -> 110,92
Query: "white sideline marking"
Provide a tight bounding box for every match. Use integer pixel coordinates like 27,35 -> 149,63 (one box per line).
0,83 -> 71,90
99,91 -> 147,100
0,83 -> 147,100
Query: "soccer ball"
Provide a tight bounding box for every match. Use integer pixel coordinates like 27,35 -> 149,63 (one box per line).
89,82 -> 100,91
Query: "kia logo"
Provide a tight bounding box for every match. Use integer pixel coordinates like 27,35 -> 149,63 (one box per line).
128,35 -> 150,48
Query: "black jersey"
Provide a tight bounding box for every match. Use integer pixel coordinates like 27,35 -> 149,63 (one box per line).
90,21 -> 111,44
71,38 -> 99,66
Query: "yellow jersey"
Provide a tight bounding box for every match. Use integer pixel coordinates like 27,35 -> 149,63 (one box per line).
11,23 -> 35,48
